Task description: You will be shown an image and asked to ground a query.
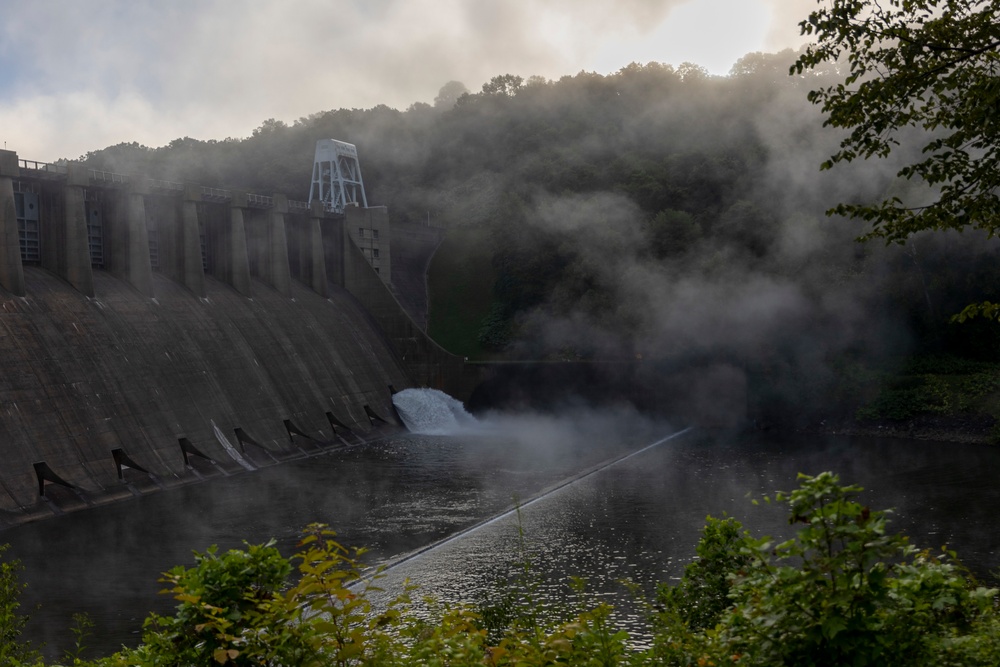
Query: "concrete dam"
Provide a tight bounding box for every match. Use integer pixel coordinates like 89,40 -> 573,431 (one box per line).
0,147 -> 748,527
0,148 -> 467,527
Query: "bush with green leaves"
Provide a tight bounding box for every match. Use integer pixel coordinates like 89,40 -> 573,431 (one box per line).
651,472 -> 1000,667
655,516 -> 751,633
91,525 -> 414,667
0,545 -> 41,666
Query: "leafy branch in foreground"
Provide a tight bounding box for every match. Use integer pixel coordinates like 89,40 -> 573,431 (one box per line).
793,1 -> 1000,244
0,544 -> 41,666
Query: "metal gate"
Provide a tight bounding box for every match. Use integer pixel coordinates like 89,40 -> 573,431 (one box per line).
14,190 -> 40,263
147,214 -> 159,270
86,202 -> 104,268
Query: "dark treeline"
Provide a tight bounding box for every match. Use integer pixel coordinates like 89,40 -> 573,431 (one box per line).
78,51 -> 1000,425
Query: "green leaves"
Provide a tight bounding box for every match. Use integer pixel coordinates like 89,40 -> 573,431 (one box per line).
794,0 -> 1000,242
653,472 -> 1000,666
0,545 -> 41,666
656,516 -> 752,633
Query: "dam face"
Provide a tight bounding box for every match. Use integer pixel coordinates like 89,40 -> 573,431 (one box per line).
0,147 -> 473,526
0,267 -> 413,525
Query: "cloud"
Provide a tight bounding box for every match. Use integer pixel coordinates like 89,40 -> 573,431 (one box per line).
0,1 -> 810,161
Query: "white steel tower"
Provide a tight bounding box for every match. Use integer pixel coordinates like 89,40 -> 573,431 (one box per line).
308,139 -> 369,213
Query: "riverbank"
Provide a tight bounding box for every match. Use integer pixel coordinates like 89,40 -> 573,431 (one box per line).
793,413 -> 999,446
761,354 -> 1000,446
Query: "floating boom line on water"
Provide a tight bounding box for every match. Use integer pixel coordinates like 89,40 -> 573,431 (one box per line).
360,426 -> 694,582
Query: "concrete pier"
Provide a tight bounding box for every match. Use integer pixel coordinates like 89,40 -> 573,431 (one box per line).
179,196 -> 207,297
0,150 -> 25,296
57,166 -> 96,297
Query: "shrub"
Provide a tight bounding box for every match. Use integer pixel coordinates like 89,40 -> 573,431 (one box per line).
0,545 -> 41,666
652,472 -> 1000,667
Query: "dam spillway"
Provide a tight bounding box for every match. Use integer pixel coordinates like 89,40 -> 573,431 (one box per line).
0,146 -> 748,527
0,145 -> 473,526
0,266 -> 419,525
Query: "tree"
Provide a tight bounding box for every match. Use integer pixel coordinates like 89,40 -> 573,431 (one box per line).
433,80 -> 469,109
481,73 -> 524,97
251,118 -> 288,137
793,0 -> 1000,244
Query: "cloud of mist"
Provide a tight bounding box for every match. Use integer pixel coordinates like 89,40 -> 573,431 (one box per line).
471,72 -> 948,422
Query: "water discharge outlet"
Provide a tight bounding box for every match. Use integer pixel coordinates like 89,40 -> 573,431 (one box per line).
178,437 -> 213,466
326,411 -> 363,445
391,388 -> 478,435
233,427 -> 274,455
363,405 -> 391,427
111,448 -> 150,481
32,461 -> 74,497
284,419 -> 322,447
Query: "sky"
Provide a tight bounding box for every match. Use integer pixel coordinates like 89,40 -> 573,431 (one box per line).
0,0 -> 810,163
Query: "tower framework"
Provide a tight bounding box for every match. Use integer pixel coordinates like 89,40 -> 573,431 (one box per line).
308,139 -> 368,213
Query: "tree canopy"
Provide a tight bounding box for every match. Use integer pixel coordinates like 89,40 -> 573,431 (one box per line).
793,0 -> 1000,243
74,57 -> 1000,405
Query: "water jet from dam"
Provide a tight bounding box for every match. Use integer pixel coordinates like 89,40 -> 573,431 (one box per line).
392,388 -> 480,435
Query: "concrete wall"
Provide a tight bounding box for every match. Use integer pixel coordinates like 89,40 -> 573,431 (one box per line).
0,268 -> 412,526
389,221 -> 444,332
0,151 -> 25,296
339,210 -> 476,394
346,206 -> 390,283
0,157 -> 476,524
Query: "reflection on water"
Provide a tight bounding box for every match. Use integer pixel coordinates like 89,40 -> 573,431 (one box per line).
6,427 -> 1000,660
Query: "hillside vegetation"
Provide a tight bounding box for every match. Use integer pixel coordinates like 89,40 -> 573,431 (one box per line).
76,53 -> 1000,433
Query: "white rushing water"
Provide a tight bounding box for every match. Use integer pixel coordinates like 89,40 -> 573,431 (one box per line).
392,388 -> 479,435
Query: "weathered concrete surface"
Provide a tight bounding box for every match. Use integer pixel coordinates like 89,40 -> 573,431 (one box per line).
339,217 -> 476,395
389,222 -> 444,332
0,267 -> 411,526
54,180 -> 96,298
0,174 -> 25,297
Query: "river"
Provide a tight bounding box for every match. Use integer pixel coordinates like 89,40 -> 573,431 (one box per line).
5,405 -> 1000,661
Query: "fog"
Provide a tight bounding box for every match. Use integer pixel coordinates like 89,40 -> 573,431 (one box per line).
68,50 -> 1000,428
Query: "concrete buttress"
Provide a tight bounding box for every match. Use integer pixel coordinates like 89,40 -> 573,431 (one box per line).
230,206 -> 253,296
179,199 -> 206,297
124,192 -> 155,297
59,172 -> 96,297
0,174 -> 26,296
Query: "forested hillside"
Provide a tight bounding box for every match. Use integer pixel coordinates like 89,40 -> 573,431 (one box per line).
76,51 -> 1000,430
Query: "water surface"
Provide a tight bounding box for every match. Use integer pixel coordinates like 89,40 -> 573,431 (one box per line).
6,426 -> 1000,660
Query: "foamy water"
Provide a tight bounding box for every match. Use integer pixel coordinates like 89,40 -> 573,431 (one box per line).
392,388 -> 480,435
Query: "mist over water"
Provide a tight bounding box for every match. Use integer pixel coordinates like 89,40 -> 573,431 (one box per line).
5,414 -> 1000,661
